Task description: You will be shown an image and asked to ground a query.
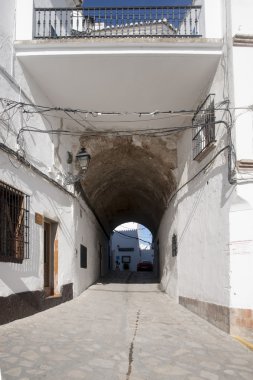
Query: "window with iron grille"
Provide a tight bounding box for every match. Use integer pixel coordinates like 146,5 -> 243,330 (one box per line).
0,181 -> 30,263
192,94 -> 216,160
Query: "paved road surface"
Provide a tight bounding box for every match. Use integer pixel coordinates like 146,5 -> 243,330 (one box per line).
0,272 -> 253,379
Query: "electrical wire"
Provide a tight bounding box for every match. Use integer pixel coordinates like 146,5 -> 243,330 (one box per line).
2,98 -> 253,120
2,96 -> 253,187
16,125 -> 196,138
0,140 -> 109,238
0,97 -> 198,118
15,116 -> 233,140
5,94 -> 253,240
167,145 -> 232,207
1,96 -> 239,142
113,230 -> 152,245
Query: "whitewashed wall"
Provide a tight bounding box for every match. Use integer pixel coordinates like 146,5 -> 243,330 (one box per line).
0,0 -> 15,74
229,199 -> 253,310
0,0 -> 108,299
73,197 -> 109,296
158,0 -> 253,316
231,0 -> 253,35
229,0 -> 253,310
233,47 -> 253,161
0,153 -> 108,298
111,230 -> 140,272
159,119 -> 232,307
158,4 -> 233,306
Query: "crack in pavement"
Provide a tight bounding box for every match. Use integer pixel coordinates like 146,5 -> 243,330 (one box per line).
126,309 -> 141,380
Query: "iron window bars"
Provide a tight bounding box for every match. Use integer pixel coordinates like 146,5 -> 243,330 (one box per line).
0,180 -> 30,263
34,6 -> 201,39
192,94 -> 216,160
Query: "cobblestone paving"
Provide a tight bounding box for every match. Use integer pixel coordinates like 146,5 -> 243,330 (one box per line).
0,272 -> 253,380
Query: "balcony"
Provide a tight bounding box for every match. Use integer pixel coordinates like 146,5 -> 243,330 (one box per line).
34,6 -> 201,39
14,0 -> 223,133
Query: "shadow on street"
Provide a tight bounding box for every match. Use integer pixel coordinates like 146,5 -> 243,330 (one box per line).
98,270 -> 159,285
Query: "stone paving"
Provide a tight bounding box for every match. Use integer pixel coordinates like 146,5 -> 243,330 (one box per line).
0,272 -> 253,380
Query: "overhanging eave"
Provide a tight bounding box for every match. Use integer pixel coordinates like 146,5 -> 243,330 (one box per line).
14,38 -> 222,131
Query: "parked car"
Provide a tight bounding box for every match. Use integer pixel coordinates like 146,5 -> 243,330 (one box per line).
137,261 -> 153,272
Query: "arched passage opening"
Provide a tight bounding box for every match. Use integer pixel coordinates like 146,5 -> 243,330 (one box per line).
80,135 -> 177,237
110,222 -> 153,273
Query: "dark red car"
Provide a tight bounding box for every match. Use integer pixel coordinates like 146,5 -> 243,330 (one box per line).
137,261 -> 153,271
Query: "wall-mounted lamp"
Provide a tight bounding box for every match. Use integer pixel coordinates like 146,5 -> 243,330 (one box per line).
67,151 -> 73,164
75,148 -> 91,171
64,147 -> 91,185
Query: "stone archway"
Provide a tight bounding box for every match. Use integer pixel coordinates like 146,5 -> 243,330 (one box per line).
80,134 -> 177,235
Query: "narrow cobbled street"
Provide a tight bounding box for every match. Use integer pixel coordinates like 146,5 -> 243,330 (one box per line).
0,272 -> 253,380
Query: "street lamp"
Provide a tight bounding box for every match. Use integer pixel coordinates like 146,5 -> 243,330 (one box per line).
75,148 -> 91,171
64,147 -> 91,185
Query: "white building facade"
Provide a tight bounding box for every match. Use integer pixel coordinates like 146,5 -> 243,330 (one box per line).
0,0 -> 109,324
0,0 -> 252,340
111,227 -> 140,272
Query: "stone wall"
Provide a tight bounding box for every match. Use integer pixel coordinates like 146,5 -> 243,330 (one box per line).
180,296 -> 253,339
179,296 -> 230,333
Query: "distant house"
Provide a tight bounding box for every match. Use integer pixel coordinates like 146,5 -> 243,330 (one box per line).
111,225 -> 154,271
64,9 -> 178,38
82,19 -> 177,37
111,228 -> 140,271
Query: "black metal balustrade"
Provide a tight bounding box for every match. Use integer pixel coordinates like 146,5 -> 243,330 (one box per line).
34,6 -> 202,39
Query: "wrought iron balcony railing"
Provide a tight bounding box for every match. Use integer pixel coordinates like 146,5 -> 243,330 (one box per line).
34,6 -> 202,39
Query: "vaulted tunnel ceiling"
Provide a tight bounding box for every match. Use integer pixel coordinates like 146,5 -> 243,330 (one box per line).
80,136 -> 177,235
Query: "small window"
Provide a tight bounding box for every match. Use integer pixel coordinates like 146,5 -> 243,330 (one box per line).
192,94 -> 215,160
80,244 -> 87,268
0,180 -> 30,263
172,234 -> 178,257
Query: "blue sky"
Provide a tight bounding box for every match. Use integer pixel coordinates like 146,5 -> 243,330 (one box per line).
83,1 -> 192,6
